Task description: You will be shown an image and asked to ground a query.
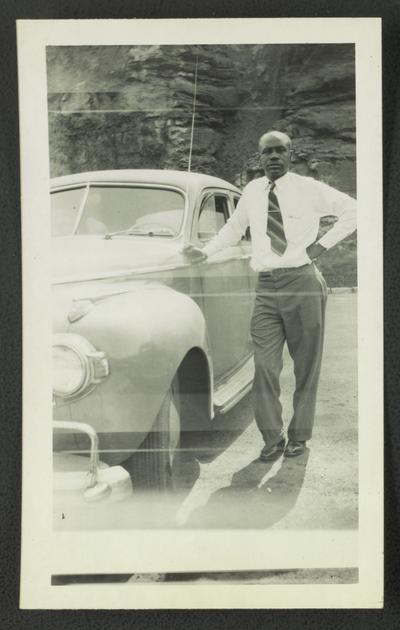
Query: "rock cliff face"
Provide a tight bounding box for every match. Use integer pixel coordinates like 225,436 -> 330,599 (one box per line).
47,44 -> 356,285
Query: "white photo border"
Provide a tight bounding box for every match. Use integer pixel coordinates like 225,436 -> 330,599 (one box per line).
18,17 -> 383,609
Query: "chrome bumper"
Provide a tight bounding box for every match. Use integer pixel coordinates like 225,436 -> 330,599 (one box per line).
53,420 -> 132,503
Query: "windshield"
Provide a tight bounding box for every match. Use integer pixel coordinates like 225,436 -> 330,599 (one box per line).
51,185 -> 186,237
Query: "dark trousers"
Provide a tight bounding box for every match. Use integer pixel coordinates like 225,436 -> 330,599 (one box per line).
250,263 -> 328,448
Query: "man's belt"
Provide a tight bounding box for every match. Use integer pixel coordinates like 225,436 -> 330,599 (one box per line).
259,263 -> 311,276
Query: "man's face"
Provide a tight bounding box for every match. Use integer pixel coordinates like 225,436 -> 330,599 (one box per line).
259,135 -> 292,181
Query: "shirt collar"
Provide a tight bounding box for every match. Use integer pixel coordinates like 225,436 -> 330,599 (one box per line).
265,170 -> 291,190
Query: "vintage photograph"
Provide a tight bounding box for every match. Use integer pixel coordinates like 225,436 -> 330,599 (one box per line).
49,42 -> 358,532
18,18 -> 382,608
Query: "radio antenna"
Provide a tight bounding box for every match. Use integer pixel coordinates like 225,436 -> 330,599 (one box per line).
187,47 -> 199,173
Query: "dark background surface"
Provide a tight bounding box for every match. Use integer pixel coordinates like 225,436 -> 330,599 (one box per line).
1,0 -> 399,628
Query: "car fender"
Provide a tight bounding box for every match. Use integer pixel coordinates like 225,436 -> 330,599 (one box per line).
54,284 -> 213,450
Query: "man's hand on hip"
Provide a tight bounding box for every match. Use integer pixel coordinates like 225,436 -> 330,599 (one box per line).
181,244 -> 208,264
306,242 -> 327,261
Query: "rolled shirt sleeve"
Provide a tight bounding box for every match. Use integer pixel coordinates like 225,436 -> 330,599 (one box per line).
313,180 -> 357,250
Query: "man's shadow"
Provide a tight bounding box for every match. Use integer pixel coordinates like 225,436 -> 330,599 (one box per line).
174,393 -> 256,493
184,448 -> 310,529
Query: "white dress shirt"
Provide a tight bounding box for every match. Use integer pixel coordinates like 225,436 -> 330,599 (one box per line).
202,171 -> 357,272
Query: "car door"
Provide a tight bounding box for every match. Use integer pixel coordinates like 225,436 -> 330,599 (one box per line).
191,188 -> 253,379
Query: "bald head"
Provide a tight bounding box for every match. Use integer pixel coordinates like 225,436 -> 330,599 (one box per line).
258,130 -> 292,152
258,130 -> 293,181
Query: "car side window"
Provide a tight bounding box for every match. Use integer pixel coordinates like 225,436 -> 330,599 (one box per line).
197,193 -> 229,241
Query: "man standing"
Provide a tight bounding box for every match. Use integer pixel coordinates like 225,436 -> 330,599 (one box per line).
184,131 -> 356,461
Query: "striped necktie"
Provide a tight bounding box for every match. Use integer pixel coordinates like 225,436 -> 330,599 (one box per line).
267,181 -> 287,256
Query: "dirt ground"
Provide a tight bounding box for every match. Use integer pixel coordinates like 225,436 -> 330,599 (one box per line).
171,292 -> 358,530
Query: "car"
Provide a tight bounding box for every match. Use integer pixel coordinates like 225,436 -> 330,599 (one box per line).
52,169 -> 257,493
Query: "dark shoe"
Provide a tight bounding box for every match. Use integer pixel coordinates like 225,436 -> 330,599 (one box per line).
260,439 -> 286,462
284,440 -> 306,457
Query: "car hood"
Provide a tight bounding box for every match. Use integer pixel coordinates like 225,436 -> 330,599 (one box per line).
52,236 -> 186,283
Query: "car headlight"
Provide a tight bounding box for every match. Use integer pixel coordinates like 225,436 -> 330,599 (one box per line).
53,333 -> 109,400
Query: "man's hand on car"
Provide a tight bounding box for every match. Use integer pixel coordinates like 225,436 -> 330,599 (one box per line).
182,244 -> 208,264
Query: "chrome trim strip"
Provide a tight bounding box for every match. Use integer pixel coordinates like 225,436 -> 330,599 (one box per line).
53,262 -> 192,285
53,255 -> 250,285
216,381 -> 253,415
214,355 -> 255,415
72,184 -> 90,235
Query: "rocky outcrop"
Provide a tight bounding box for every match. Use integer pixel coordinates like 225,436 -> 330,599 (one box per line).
47,44 -> 357,285
48,44 -> 355,189
47,45 -> 240,175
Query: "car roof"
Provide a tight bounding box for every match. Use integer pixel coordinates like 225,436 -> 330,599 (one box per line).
50,169 -> 242,194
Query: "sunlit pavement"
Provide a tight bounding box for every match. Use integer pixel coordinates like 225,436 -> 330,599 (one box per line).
54,293 -> 357,532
